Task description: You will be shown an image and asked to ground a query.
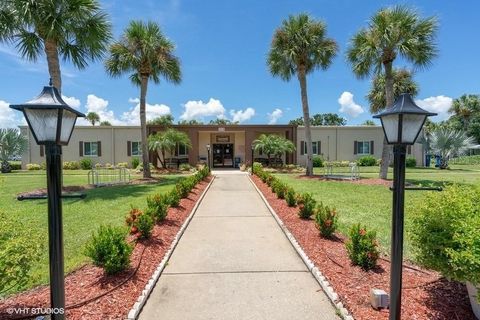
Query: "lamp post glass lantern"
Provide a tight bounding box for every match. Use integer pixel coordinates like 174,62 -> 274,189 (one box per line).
10,83 -> 84,320
373,93 -> 436,320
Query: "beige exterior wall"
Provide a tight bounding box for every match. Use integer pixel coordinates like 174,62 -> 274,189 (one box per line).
296,126 -> 424,165
20,124 -> 425,168
21,126 -> 141,168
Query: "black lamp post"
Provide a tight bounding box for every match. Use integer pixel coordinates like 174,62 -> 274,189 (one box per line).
373,93 -> 436,320
10,83 -> 85,320
251,143 -> 255,174
206,144 -> 211,170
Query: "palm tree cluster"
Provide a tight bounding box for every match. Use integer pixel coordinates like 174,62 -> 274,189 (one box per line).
253,134 -> 295,167
0,129 -> 27,173
148,128 -> 191,169
347,5 -> 438,179
1,2 -> 441,180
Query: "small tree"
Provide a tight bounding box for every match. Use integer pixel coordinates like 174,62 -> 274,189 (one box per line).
253,134 -> 295,167
0,128 -> 27,173
100,120 -> 111,126
148,128 -> 192,168
86,112 -> 100,126
430,128 -> 475,169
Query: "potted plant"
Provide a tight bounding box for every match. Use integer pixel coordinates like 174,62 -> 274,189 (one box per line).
411,185 -> 480,318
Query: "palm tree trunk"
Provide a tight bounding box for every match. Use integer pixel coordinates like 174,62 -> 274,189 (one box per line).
140,74 -> 151,178
379,60 -> 395,180
298,67 -> 313,176
44,39 -> 62,92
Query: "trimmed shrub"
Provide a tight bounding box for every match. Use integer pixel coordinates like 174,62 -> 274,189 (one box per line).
0,212 -> 41,295
26,163 -> 41,170
356,155 -> 376,166
63,161 -> 80,170
297,193 -> 316,219
84,226 -> 133,275
252,162 -> 263,175
179,163 -> 192,171
406,156 -> 417,168
167,188 -> 181,207
136,213 -> 154,239
116,162 -> 129,168
146,200 -> 168,222
346,224 -> 379,270
285,187 -> 297,207
79,158 -> 93,170
7,161 -> 21,170
312,156 -> 324,168
411,185 -> 480,285
272,180 -> 287,199
314,203 -> 338,238
131,157 -> 140,169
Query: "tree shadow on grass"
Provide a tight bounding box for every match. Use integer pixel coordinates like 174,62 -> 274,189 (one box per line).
405,179 -> 457,189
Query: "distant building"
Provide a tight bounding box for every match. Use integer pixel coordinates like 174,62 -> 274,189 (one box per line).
20,124 -> 424,168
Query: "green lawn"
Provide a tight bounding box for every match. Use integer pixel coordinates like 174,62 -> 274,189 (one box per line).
0,170 -> 182,295
275,165 -> 480,261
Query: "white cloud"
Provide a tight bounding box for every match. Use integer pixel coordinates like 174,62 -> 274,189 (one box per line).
62,95 -> 81,109
0,100 -> 19,128
180,98 -> 226,121
122,100 -> 171,124
415,95 -> 453,121
267,108 -> 283,124
230,107 -> 255,123
338,91 -> 365,118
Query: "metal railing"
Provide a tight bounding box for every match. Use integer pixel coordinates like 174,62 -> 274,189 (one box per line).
87,167 -> 130,186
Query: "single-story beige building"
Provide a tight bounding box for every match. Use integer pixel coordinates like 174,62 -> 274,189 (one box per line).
20,124 -> 424,169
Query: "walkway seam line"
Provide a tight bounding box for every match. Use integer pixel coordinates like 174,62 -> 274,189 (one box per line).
127,175 -> 216,320
247,174 -> 355,320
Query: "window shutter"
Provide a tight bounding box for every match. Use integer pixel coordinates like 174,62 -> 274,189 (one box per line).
370,141 -> 374,155
40,145 -> 44,157
318,141 -> 321,155
79,141 -> 83,156
127,141 -> 132,156
300,141 -> 305,155
354,141 -> 358,155
97,141 -> 102,157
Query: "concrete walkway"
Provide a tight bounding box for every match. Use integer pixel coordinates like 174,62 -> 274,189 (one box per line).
138,172 -> 339,320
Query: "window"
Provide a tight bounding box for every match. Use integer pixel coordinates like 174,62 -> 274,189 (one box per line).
302,141 -> 321,155
357,141 -> 370,155
177,144 -> 188,156
84,142 -> 98,156
131,142 -> 142,156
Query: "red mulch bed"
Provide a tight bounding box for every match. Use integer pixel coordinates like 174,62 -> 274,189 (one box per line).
0,177 -> 212,320
252,175 -> 475,320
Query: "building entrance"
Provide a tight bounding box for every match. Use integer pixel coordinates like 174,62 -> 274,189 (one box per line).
212,144 -> 234,167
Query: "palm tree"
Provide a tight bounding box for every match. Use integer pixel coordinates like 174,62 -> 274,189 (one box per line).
0,128 -> 27,173
105,21 -> 181,178
367,68 -> 419,114
347,5 -> 438,179
449,94 -> 480,132
147,114 -> 175,126
86,112 -> 100,126
430,128 -> 475,169
253,134 -> 295,167
0,0 -> 111,92
148,128 -> 191,169
268,14 -> 338,176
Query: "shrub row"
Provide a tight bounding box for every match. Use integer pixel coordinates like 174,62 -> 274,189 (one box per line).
253,162 -> 380,270
84,166 -> 211,274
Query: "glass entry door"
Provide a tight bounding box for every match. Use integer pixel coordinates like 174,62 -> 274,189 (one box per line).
213,144 -> 234,167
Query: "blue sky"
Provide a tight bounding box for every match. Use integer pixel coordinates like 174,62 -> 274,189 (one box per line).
1,0 -> 479,127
